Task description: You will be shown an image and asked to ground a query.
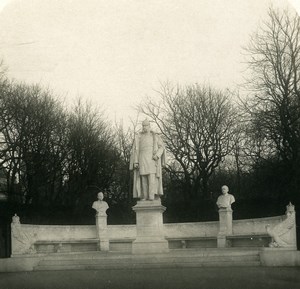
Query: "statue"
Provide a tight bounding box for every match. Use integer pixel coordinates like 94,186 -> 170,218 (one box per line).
216,185 -> 235,209
12,213 -> 20,224
129,119 -> 166,201
11,214 -> 36,254
266,202 -> 296,248
92,192 -> 109,216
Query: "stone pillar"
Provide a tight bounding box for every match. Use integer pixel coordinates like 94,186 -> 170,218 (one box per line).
132,199 -> 169,254
95,214 -> 109,251
217,208 -> 233,248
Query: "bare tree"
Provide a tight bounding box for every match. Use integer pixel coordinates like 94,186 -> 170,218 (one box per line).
140,83 -> 237,204
0,81 -> 67,204
111,118 -> 139,203
245,8 -> 300,167
65,100 -> 119,209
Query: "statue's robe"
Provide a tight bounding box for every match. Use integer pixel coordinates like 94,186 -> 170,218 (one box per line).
129,131 -> 166,199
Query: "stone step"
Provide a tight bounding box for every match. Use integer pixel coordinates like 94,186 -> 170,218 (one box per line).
34,249 -> 261,271
37,254 -> 259,267
34,260 -> 261,271
38,248 -> 260,261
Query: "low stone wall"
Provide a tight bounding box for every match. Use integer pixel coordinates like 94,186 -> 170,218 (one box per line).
11,214 -> 288,255
16,224 -> 97,240
11,224 -> 98,255
107,224 -> 136,240
232,216 -> 284,236
11,223 -> 138,255
164,221 -> 219,238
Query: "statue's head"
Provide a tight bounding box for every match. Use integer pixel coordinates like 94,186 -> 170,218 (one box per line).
286,202 -> 295,216
97,192 -> 104,201
221,185 -> 229,195
142,119 -> 151,133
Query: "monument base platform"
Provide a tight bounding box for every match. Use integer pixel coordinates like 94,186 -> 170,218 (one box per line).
132,199 -> 169,254
3,247 -> 300,272
25,248 -> 263,272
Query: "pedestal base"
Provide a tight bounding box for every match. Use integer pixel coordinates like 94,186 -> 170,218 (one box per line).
132,237 -> 169,254
132,199 -> 169,254
217,235 -> 227,248
99,240 -> 109,251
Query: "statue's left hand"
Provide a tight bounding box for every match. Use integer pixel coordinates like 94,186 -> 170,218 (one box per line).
153,155 -> 159,161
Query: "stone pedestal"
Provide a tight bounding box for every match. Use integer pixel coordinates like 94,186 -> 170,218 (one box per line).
217,208 -> 233,248
95,214 -> 109,251
217,235 -> 227,248
132,199 -> 169,254
260,247 -> 299,266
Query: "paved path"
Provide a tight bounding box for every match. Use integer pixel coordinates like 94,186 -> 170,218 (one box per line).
1,267 -> 300,289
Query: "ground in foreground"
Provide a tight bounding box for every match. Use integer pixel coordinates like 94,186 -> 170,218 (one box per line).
1,267 -> 300,289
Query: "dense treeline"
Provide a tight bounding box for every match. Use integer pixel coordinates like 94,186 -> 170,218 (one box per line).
0,8 -> 300,225
0,79 -> 132,223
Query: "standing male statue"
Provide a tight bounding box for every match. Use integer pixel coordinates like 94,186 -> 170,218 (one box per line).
130,119 -> 166,201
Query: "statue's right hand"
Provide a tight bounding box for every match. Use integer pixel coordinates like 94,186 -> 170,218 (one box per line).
134,163 -> 139,169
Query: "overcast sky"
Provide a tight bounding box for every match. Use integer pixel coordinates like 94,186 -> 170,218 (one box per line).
0,0 -> 298,124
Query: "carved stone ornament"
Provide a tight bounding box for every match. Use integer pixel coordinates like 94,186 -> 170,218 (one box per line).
266,202 -> 296,248
11,215 -> 37,254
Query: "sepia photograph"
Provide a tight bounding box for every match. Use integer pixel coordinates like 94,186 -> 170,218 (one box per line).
0,0 -> 300,288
